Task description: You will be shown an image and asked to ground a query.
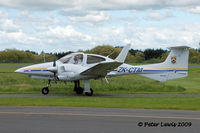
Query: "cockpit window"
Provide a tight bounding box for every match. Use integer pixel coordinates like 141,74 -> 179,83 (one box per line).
73,54 -> 83,64
59,54 -> 71,63
87,55 -> 105,64
59,54 -> 83,64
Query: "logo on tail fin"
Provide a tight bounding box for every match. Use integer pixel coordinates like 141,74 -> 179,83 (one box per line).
171,56 -> 176,64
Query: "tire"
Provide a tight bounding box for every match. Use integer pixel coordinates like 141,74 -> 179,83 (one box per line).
42,87 -> 49,95
76,87 -> 84,94
85,88 -> 93,96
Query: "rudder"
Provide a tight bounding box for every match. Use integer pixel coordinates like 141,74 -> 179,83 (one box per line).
139,46 -> 190,82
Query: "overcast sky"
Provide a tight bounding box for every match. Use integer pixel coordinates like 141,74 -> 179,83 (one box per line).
0,0 -> 200,52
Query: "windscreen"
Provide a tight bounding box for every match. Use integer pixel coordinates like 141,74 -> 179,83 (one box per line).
59,54 -> 83,64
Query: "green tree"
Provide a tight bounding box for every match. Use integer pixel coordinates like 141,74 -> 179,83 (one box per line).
189,49 -> 199,64
160,52 -> 169,62
134,52 -> 145,63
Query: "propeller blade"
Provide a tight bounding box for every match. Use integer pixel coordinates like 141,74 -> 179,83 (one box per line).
53,59 -> 56,67
53,54 -> 56,67
53,70 -> 58,83
52,55 -> 58,83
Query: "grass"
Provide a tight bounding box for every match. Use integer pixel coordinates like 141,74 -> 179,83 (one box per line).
0,63 -> 199,94
166,67 -> 200,91
0,63 -> 34,66
0,63 -> 200,110
0,96 -> 199,110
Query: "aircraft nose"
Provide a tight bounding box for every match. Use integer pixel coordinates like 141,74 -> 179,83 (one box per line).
15,68 -> 24,73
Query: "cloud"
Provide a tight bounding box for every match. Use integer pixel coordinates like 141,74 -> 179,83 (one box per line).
60,8 -> 92,17
42,25 -> 95,51
15,11 -> 61,32
91,24 -> 200,49
185,6 -> 200,14
148,12 -> 166,20
68,11 -> 110,25
0,19 -> 20,32
0,24 -> 95,52
0,0 -> 200,53
0,29 -> 40,50
47,26 -> 83,38
1,0 -> 200,11
147,10 -> 174,21
0,10 -> 8,18
1,18 -> 200,52
0,11 -> 20,32
0,0 -> 75,11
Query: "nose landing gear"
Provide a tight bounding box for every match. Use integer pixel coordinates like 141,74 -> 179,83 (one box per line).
42,80 -> 50,95
42,87 -> 49,95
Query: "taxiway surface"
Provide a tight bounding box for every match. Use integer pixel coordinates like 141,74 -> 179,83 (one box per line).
0,106 -> 199,133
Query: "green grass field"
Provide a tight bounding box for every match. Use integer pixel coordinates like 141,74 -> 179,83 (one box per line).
0,97 -> 199,110
0,63 -> 199,94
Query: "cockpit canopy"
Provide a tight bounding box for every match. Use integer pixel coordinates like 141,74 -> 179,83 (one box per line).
59,53 -> 106,65
59,54 -> 83,64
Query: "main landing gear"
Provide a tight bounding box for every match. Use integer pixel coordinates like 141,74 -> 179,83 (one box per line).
74,80 -> 93,96
74,80 -> 84,94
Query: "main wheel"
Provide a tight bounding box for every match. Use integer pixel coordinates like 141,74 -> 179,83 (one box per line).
42,87 -> 49,95
85,88 -> 93,96
76,87 -> 84,94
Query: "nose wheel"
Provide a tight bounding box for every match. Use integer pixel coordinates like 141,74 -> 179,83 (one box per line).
42,87 -> 49,95
42,80 -> 50,95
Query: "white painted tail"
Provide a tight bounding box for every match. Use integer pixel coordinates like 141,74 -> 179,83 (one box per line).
115,44 -> 131,63
162,46 -> 189,69
139,46 -> 190,82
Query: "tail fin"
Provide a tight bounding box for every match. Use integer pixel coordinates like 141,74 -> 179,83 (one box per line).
162,46 -> 189,68
139,46 -> 190,82
115,44 -> 131,63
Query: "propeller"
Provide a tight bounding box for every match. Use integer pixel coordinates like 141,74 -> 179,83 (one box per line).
53,55 -> 60,83
53,58 -> 57,83
47,55 -> 59,83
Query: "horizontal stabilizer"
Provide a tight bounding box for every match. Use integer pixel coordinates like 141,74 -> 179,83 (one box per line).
168,46 -> 190,49
139,71 -> 188,82
81,62 -> 122,77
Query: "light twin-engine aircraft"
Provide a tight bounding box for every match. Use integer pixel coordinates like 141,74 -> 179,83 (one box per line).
15,44 -> 189,96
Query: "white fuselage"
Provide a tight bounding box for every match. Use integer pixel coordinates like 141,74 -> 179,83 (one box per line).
15,49 -> 188,82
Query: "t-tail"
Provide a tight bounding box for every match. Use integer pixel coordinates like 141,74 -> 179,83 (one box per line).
139,46 -> 190,82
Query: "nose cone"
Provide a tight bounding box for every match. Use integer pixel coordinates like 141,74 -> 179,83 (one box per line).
15,68 -> 24,73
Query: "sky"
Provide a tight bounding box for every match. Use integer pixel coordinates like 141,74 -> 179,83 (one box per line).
0,0 -> 200,53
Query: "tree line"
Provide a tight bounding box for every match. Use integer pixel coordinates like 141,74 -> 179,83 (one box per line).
0,45 -> 199,64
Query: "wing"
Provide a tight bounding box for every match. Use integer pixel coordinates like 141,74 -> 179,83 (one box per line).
81,62 -> 122,77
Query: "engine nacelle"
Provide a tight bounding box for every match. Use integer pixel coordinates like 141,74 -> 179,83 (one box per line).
58,72 -> 79,81
57,64 -> 87,81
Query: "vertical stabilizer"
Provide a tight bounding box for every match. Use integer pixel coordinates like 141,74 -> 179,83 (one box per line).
115,44 -> 131,63
139,46 -> 190,82
162,46 -> 190,68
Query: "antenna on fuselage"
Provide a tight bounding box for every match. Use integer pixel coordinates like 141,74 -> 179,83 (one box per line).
106,51 -> 115,58
43,53 -> 46,63
41,50 -> 46,63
